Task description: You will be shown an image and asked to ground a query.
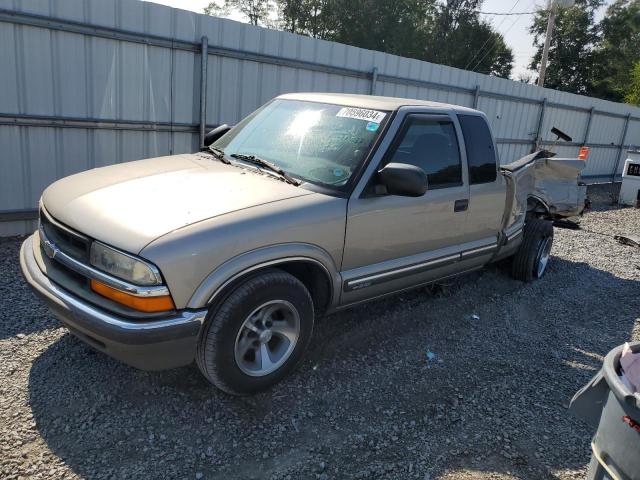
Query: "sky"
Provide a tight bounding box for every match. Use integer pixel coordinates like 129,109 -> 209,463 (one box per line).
480,0 -> 612,79
143,0 -> 612,81
480,0 -> 545,79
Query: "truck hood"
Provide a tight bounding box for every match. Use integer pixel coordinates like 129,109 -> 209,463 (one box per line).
42,153 -> 313,253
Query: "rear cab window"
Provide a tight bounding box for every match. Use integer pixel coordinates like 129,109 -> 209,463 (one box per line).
457,114 -> 497,184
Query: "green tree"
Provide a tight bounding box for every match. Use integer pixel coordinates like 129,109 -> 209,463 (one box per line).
275,0 -> 329,36
424,11 -> 514,78
275,0 -> 513,78
625,61 -> 640,105
591,0 -> 640,102
320,0 -> 433,59
207,0 -> 514,78
204,0 -> 272,26
529,0 -> 603,94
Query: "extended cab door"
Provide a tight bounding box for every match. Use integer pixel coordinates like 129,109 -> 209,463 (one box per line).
457,114 -> 507,260
340,108 -> 474,305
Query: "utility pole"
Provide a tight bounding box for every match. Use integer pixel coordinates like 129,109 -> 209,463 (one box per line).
538,0 -> 558,87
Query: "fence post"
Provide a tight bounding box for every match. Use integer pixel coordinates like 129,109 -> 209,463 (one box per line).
473,85 -> 480,109
199,36 -> 209,149
582,107 -> 594,146
612,113 -> 631,182
533,98 -> 547,152
370,67 -> 378,95
169,38 -> 175,155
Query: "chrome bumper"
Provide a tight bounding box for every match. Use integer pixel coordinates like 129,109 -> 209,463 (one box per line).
20,234 -> 207,370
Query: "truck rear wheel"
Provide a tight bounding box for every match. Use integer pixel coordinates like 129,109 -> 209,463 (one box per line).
511,218 -> 554,282
196,269 -> 314,395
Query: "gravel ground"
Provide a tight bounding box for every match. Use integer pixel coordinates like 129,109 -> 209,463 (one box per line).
1,184 -> 639,480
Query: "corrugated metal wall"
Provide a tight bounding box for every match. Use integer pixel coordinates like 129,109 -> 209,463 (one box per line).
1,0 -> 639,236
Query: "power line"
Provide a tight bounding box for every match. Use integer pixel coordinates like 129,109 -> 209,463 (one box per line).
463,0 -> 523,71
478,10 -> 537,15
470,16 -> 524,72
470,0 -> 536,73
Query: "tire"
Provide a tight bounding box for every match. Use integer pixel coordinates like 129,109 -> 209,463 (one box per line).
511,217 -> 554,282
196,269 -> 314,395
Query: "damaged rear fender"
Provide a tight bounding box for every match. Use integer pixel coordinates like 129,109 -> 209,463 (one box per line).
500,152 -> 588,234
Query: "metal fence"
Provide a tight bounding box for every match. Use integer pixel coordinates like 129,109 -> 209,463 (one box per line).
1,0 -> 639,236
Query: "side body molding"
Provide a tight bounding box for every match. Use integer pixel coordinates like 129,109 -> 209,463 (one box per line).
186,243 -> 342,310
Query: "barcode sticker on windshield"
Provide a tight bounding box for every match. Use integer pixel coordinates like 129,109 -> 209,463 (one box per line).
336,107 -> 386,124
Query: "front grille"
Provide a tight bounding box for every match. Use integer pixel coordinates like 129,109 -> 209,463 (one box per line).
40,208 -> 91,262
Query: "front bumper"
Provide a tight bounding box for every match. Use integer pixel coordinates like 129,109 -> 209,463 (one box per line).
20,234 -> 207,370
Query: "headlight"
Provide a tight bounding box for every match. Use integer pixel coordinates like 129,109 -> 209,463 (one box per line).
90,242 -> 161,286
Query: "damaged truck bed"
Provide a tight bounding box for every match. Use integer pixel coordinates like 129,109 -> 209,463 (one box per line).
500,150 -> 588,246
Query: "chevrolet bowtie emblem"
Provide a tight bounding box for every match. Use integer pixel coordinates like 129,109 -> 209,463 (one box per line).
43,239 -> 56,259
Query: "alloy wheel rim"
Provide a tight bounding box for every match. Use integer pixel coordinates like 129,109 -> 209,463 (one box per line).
536,236 -> 553,278
234,300 -> 300,377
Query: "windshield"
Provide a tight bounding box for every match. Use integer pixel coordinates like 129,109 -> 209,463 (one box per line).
213,99 -> 389,190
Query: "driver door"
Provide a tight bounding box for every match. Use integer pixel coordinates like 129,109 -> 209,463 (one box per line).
340,110 -> 472,305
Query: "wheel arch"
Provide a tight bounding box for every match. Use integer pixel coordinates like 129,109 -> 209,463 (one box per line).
526,195 -> 551,218
187,243 -> 341,314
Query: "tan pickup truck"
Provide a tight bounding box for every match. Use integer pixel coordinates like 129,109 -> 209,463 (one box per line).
20,93 -> 587,395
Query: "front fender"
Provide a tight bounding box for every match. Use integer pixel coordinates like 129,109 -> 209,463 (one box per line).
186,242 -> 342,310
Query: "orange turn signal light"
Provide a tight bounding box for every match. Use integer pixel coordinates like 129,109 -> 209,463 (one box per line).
578,147 -> 590,160
90,279 -> 175,313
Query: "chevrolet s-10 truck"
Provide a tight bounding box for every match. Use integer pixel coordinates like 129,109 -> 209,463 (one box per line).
20,93 -> 587,395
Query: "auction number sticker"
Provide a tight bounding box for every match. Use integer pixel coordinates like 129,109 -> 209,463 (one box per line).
336,107 -> 386,124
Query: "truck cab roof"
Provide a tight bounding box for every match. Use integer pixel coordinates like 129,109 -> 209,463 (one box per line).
278,92 -> 482,115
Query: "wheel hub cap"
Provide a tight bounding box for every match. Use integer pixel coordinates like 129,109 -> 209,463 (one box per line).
259,330 -> 272,343
234,300 -> 300,377
536,236 -> 553,278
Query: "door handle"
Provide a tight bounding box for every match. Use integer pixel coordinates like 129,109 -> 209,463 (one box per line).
454,199 -> 469,212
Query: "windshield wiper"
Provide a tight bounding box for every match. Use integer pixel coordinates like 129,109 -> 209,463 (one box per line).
229,153 -> 300,186
208,146 -> 231,164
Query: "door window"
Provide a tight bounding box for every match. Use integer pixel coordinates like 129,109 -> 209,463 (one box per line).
386,116 -> 462,189
458,114 -> 497,184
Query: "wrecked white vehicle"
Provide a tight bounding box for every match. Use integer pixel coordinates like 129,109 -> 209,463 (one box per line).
21,93 -> 587,394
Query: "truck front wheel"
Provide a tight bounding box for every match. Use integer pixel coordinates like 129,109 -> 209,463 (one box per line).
196,269 -> 314,395
511,218 -> 554,282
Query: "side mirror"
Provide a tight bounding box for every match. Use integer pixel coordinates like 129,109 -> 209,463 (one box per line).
378,162 -> 428,197
203,124 -> 231,147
